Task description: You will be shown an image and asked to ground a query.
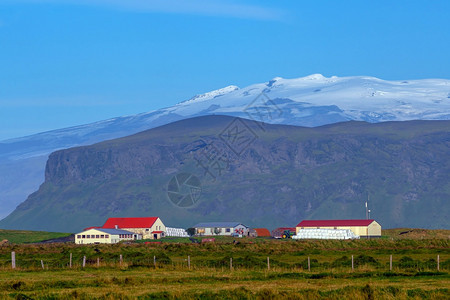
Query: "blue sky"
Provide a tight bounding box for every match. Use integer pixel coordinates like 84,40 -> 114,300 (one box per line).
0,0 -> 449,140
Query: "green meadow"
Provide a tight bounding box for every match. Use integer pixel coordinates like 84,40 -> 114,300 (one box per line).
0,229 -> 72,244
0,234 -> 448,299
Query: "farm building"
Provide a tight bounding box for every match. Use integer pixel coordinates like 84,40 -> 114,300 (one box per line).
193,222 -> 249,236
101,217 -> 166,239
271,227 -> 296,238
249,228 -> 271,237
296,219 -> 381,238
75,228 -> 141,244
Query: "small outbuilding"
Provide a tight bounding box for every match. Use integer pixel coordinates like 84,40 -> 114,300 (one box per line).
75,228 -> 141,244
296,219 -> 381,238
249,228 -> 271,237
193,222 -> 248,236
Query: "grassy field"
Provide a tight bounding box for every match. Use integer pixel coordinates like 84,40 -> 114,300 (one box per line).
0,229 -> 72,244
0,235 -> 448,299
382,228 -> 450,240
1,268 -> 448,299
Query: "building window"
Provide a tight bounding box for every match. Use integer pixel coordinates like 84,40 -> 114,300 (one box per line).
82,235 -> 85,238
77,235 -> 81,238
105,235 -> 109,238
96,235 -> 99,238
146,229 -> 149,232
101,235 -> 104,238
226,228 -> 230,233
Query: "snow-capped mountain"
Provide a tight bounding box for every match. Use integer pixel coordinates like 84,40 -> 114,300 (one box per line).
0,74 -> 449,219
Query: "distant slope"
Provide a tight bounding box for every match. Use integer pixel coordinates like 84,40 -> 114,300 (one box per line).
1,74 -> 449,220
1,115 -> 448,232
0,229 -> 72,244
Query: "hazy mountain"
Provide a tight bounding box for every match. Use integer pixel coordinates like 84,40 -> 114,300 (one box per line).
1,115 -> 448,232
1,74 -> 449,220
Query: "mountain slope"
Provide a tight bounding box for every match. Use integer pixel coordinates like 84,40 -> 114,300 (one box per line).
1,116 -> 448,232
1,74 -> 449,219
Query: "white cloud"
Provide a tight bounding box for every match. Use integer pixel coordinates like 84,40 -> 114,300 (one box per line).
5,0 -> 285,21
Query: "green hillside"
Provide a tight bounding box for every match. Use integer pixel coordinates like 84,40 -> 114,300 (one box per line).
0,229 -> 72,244
0,116 -> 449,232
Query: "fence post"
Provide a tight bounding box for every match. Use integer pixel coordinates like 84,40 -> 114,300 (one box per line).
351,255 -> 354,271
41,260 -> 44,270
69,253 -> 72,268
390,255 -> 392,271
153,256 -> 156,268
11,252 -> 16,269
267,257 -> 270,270
97,257 -> 100,267
308,256 -> 310,272
82,256 -> 86,268
120,254 -> 123,266
437,255 -> 440,271
188,256 -> 191,270
230,257 -> 233,270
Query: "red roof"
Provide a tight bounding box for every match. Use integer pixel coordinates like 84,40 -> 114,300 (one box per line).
102,217 -> 158,229
273,227 -> 296,232
151,231 -> 163,234
253,228 -> 271,237
83,226 -> 100,231
296,219 -> 375,227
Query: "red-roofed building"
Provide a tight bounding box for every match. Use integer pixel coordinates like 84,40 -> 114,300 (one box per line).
249,228 -> 271,237
296,219 -> 381,238
102,217 -> 166,239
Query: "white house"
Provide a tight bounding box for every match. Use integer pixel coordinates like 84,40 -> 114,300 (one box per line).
193,222 -> 249,236
75,228 -> 141,244
101,217 -> 166,239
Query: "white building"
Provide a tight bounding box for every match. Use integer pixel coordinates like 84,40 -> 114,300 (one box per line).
101,217 -> 166,239
296,219 -> 382,238
193,222 -> 249,236
75,228 -> 141,244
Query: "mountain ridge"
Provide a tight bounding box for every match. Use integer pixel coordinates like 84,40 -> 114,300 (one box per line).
0,74 -> 449,220
1,115 -> 448,232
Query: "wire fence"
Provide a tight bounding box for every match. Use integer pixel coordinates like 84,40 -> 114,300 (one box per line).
1,252 -> 448,273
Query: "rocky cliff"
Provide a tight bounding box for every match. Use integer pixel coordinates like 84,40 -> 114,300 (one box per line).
1,116 -> 448,232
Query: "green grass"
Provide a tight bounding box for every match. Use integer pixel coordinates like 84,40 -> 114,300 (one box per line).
0,266 -> 448,299
0,238 -> 448,299
0,229 -> 72,244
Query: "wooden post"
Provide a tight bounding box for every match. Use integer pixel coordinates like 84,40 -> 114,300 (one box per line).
351,255 -> 354,271
437,255 -> 440,271
230,257 -> 233,270
308,256 -> 310,271
11,252 -> 16,269
69,253 -> 72,268
82,256 -> 86,268
119,254 -> 123,265
267,257 -> 270,270
97,257 -> 100,267
41,260 -> 44,270
153,256 -> 156,268
188,256 -> 191,270
390,255 -> 392,271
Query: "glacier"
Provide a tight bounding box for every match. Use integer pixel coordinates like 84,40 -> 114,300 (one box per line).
0,74 -> 449,220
